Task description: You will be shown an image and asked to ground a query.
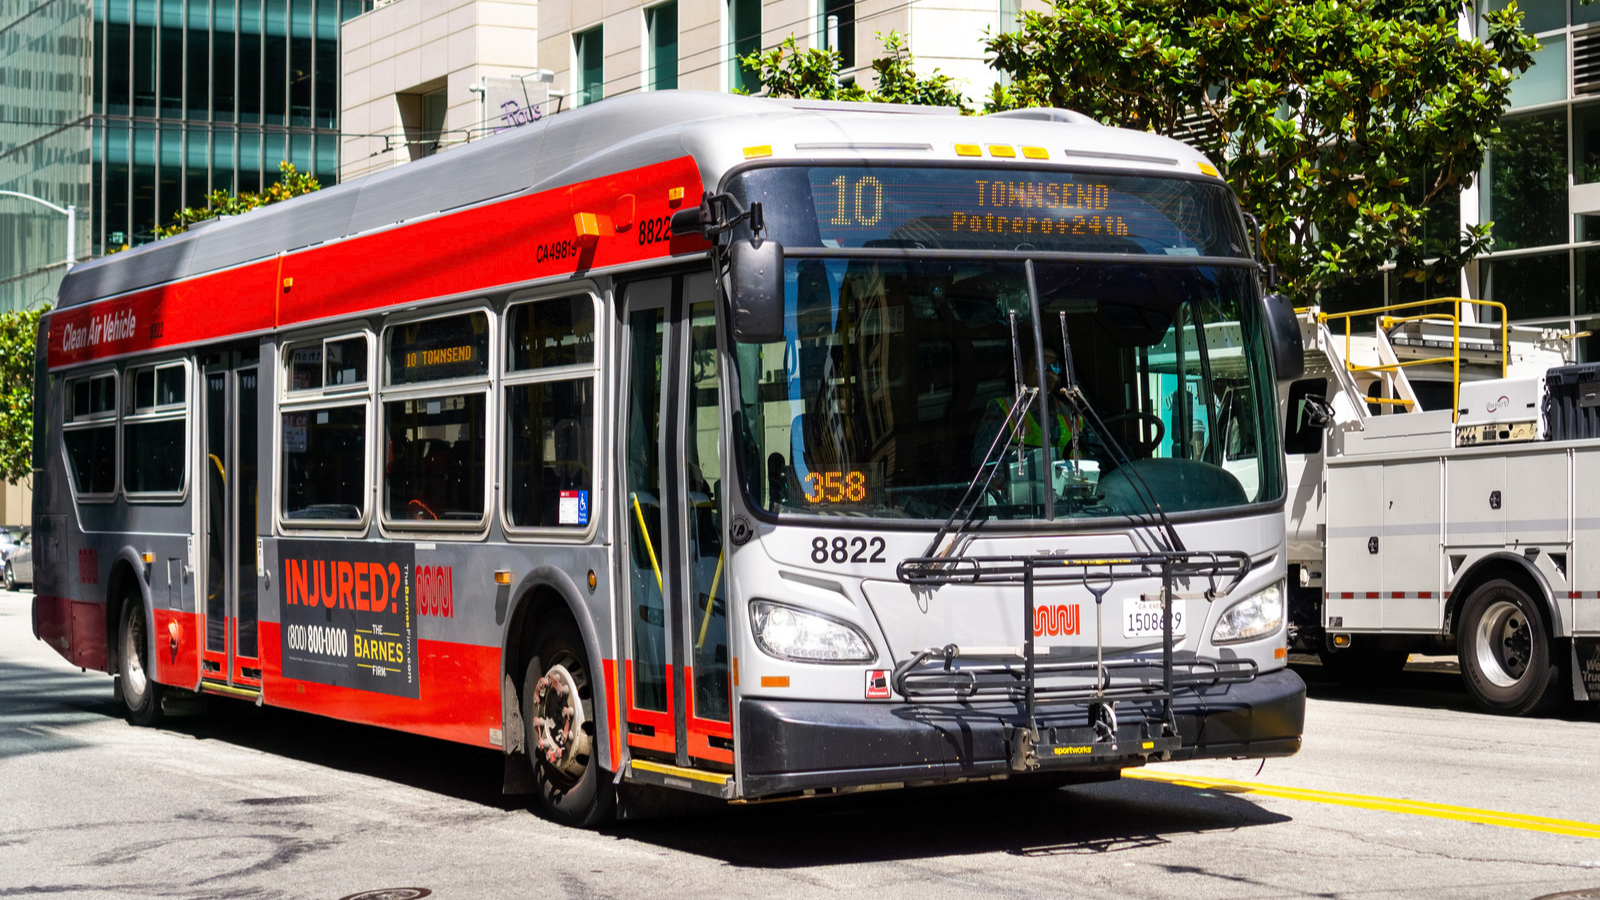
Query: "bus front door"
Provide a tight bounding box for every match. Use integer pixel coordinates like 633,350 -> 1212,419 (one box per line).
620,274 -> 732,770
199,351 -> 261,693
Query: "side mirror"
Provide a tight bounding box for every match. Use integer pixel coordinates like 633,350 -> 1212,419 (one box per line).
728,239 -> 785,344
1262,292 -> 1304,382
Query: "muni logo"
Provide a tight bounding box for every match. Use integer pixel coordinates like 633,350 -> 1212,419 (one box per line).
1033,603 -> 1080,637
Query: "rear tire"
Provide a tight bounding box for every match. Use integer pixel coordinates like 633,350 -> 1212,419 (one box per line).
523,620 -> 613,827
3,567 -> 14,591
118,596 -> 164,727
1458,579 -> 1563,716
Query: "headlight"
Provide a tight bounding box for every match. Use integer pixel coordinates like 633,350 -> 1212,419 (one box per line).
750,600 -> 875,663
1212,580 -> 1285,644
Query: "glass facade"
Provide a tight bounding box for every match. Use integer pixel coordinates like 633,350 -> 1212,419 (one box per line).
0,0 -> 368,312
1472,0 -> 1600,358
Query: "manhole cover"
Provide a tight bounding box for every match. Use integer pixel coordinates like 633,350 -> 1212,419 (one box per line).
1531,890 -> 1600,900
337,890 -> 433,900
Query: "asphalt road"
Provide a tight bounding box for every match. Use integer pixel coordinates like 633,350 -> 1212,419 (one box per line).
3,586 -> 1599,900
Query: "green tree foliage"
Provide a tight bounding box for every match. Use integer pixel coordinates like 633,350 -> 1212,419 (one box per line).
0,304 -> 48,484
153,161 -> 321,240
984,0 -> 1539,301
740,31 -> 970,110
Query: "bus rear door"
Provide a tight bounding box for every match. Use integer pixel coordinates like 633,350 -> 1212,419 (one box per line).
200,350 -> 262,692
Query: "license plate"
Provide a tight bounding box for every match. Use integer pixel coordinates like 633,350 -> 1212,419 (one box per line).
1122,596 -> 1185,639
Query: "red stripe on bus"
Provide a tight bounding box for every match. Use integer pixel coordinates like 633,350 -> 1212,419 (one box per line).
152,608 -> 203,688
603,658 -> 621,771
46,157 -> 710,369
1390,591 -> 1404,599
1572,591 -> 1583,599
1338,592 -> 1353,599
622,659 -> 676,754
33,594 -> 73,663
257,621 -> 502,748
1365,592 -> 1380,599
1417,591 -> 1432,599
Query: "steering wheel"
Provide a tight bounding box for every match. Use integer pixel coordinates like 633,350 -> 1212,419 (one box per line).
1098,412 -> 1166,458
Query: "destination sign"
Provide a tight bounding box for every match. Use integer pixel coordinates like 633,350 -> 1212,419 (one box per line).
732,166 -> 1248,257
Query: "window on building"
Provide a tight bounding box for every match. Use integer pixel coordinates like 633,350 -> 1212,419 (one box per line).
280,334 -> 372,525
399,84 -> 448,159
647,2 -> 679,91
729,0 -> 760,93
124,362 -> 188,496
383,311 -> 491,526
504,295 -> 598,530
64,371 -> 118,498
1487,110 -> 1569,251
575,27 -> 604,106
821,0 -> 853,69
1483,251 -> 1572,321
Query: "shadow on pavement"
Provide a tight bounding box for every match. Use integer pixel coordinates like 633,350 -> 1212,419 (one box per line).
1292,660 -> 1600,722
607,775 -> 1291,867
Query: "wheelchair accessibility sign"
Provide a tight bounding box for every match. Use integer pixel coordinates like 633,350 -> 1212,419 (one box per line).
559,490 -> 590,526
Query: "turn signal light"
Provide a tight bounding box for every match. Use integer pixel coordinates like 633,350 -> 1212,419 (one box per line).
141,552 -> 154,564
1331,633 -> 1352,648
494,570 -> 512,585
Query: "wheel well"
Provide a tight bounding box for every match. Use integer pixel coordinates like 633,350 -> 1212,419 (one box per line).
1447,556 -> 1555,639
103,558 -> 143,674
505,584 -> 579,692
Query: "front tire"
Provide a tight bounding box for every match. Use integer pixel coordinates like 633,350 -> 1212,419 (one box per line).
118,597 -> 164,726
1458,579 -> 1563,716
3,567 -> 14,591
522,620 -> 613,827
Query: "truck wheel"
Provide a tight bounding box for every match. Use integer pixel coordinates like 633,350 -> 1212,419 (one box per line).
523,620 -> 613,827
1458,579 -> 1562,716
119,596 -> 164,726
1316,644 -> 1409,688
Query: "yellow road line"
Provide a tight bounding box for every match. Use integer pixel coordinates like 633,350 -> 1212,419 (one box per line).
1124,769 -> 1600,840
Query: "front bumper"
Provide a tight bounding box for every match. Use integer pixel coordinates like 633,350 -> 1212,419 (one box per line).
738,667 -> 1305,798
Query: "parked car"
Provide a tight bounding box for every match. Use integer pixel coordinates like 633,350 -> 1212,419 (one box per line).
4,533 -> 31,591
0,527 -> 22,589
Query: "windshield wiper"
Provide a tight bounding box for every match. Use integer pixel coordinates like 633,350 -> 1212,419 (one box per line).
1050,297 -> 1187,554
919,310 -> 1035,560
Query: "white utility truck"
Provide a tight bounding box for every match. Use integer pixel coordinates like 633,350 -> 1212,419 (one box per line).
1285,298 -> 1600,714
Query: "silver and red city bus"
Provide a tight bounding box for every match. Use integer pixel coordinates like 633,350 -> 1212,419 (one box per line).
30,92 -> 1305,825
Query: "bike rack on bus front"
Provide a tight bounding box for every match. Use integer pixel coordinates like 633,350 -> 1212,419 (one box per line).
894,550 -> 1255,772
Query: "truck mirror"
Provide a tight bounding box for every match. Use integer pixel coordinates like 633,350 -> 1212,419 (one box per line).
1262,292 -> 1304,382
727,239 -> 785,344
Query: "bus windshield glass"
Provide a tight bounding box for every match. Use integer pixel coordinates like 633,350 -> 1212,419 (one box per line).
732,258 -> 1280,522
733,165 -> 1249,256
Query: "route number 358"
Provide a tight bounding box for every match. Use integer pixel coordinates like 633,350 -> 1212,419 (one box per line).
811,535 -> 887,564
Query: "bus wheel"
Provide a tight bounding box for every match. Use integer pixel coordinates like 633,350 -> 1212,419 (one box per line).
523,621 -> 613,827
1458,579 -> 1562,716
118,597 -> 164,727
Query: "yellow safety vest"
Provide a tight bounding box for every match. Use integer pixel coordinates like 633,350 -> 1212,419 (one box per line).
989,397 -> 1075,457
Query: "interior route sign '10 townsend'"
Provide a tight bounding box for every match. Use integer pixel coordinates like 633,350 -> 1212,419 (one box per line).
278,540 -> 419,698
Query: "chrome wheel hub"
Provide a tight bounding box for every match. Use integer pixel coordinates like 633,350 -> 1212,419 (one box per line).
1475,599 -> 1531,688
532,664 -> 590,779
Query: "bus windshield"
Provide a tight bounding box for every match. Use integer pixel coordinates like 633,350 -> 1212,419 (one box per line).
732,258 -> 1280,522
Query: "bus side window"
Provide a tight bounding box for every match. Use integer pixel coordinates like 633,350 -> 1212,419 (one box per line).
279,334 -> 372,526
63,371 -> 118,498
504,295 -> 598,530
124,361 -> 188,497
